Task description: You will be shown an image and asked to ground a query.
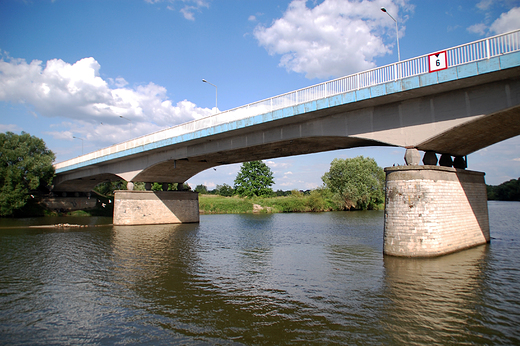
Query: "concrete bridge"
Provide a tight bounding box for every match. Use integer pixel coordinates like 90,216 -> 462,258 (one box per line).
53,30 -> 520,257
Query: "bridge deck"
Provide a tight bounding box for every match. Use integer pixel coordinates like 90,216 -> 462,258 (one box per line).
55,30 -> 520,175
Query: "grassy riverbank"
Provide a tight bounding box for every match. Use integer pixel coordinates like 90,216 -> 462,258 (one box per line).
199,191 -> 355,214
6,191 -> 382,218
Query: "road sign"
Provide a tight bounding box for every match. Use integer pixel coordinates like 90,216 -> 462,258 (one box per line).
428,51 -> 448,73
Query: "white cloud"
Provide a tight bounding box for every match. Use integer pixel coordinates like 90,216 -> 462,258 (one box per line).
476,0 -> 494,11
490,7 -> 520,34
254,0 -> 413,79
467,5 -> 520,36
266,160 -> 292,169
146,0 -> 210,20
0,54 -> 212,148
109,77 -> 129,88
44,129 -> 74,140
0,124 -> 21,133
467,23 -> 487,35
304,181 -> 320,189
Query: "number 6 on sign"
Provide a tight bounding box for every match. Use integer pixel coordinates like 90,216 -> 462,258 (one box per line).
428,50 -> 448,72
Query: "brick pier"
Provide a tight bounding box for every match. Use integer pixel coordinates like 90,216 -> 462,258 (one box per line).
383,166 -> 490,257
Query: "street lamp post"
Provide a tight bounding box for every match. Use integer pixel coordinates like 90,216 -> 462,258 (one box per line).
73,136 -> 84,155
381,7 -> 400,63
202,79 -> 218,113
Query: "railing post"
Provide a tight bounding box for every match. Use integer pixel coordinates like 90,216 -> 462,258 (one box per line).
486,38 -> 491,59
324,83 -> 327,98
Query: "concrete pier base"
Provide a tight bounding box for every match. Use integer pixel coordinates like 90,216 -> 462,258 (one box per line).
383,166 -> 490,257
114,191 -> 199,226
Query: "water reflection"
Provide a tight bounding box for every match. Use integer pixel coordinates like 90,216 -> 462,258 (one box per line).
383,245 -> 492,345
1,205 -> 519,345
105,213 -> 393,344
0,225 -> 121,344
111,223 -> 200,286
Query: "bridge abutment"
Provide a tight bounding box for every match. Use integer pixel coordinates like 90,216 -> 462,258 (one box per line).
114,191 -> 199,225
383,165 -> 490,257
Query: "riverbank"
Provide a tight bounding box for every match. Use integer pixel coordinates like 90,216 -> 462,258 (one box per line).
199,193 -> 380,214
3,192 -> 383,219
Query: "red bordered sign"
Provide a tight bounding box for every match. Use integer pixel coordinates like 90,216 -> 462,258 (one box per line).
428,50 -> 448,73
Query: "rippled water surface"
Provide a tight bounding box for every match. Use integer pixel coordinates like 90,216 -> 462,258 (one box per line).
1,202 -> 519,345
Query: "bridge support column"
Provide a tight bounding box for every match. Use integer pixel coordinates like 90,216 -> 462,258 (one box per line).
114,190 -> 199,225
383,166 -> 490,257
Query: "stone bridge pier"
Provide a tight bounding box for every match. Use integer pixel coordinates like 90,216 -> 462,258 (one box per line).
113,190 -> 199,225
383,149 -> 490,257
114,182 -> 199,225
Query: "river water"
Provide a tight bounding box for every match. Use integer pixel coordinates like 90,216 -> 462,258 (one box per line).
0,201 -> 519,345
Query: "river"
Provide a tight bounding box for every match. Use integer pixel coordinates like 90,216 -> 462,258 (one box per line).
1,201 -> 519,345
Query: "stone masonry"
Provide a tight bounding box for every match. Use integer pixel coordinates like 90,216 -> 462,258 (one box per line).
114,191 -> 199,226
384,165 -> 490,257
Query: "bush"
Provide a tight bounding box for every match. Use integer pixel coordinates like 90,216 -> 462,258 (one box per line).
322,156 -> 385,210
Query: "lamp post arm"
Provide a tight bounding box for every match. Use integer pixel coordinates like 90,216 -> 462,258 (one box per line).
381,7 -> 401,63
202,79 -> 218,112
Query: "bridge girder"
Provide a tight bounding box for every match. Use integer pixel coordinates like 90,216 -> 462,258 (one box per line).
53,66 -> 520,192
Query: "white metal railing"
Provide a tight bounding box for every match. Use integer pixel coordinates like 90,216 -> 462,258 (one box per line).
55,29 -> 520,171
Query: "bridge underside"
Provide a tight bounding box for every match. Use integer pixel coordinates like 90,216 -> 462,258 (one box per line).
134,136 -> 389,181
53,136 -> 388,192
417,105 -> 520,156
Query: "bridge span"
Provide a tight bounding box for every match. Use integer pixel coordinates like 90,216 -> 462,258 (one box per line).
52,30 -> 520,257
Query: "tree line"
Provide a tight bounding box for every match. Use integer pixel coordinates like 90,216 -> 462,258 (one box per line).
487,178 -> 520,201
2,132 -> 518,217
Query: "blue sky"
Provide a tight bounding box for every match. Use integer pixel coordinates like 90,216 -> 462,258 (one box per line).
1,0 -> 520,190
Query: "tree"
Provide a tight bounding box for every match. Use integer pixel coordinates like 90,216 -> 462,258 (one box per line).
94,180 -> 128,196
216,183 -> 234,196
234,160 -> 274,197
195,184 -> 208,194
0,132 -> 55,216
487,178 -> 520,201
150,182 -> 191,191
321,156 -> 385,210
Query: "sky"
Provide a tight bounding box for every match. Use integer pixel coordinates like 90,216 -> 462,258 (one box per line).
1,0 -> 520,191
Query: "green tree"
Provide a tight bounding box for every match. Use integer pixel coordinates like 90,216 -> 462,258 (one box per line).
165,183 -> 191,191
94,180 -> 128,196
321,156 -> 385,210
234,160 -> 275,197
195,184 -> 208,194
216,183 -> 234,196
0,132 -> 55,216
487,178 -> 520,201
